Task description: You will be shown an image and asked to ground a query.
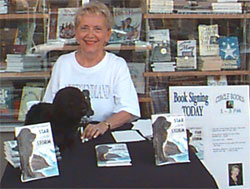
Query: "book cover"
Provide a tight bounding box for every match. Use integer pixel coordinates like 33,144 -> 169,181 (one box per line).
207,76 -> 228,86
151,114 -> 190,166
110,8 -> 142,43
149,29 -> 171,62
127,62 -> 145,94
56,7 -> 78,43
150,87 -> 168,114
18,86 -> 44,121
15,122 -> 59,182
187,127 -> 204,160
95,143 -> 132,167
218,36 -> 240,68
198,24 -> 219,56
4,140 -> 21,168
0,84 -> 14,118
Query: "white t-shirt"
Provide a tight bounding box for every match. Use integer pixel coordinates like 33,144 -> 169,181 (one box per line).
43,51 -> 140,122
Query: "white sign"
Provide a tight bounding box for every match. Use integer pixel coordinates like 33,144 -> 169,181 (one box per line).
169,85 -> 250,189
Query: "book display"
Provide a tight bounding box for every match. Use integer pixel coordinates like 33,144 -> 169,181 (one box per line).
0,0 -> 250,188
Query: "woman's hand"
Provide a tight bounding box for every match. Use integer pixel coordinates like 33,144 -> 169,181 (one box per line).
81,122 -> 109,140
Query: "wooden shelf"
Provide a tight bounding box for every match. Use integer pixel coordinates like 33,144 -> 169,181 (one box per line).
0,71 -> 51,79
144,13 -> 250,19
0,13 -> 48,20
143,70 -> 250,77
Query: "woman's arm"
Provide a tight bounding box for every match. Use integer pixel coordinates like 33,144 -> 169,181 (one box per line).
81,110 -> 132,140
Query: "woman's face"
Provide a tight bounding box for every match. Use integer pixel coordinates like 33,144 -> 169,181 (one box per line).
231,167 -> 240,177
75,13 -> 111,55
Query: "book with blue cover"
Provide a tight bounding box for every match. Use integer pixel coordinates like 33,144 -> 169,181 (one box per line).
218,36 -> 240,68
95,143 -> 132,167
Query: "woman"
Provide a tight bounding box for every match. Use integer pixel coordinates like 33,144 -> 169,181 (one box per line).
229,165 -> 242,186
43,1 -> 140,140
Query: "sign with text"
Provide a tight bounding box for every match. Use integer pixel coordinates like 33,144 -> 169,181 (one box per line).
169,85 -> 250,189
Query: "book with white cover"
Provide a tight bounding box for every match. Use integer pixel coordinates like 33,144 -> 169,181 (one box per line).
15,122 -> 59,182
56,7 -> 78,44
198,24 -> 219,56
151,114 -> 190,166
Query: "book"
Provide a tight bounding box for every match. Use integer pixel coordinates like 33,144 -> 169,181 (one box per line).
18,86 -> 44,121
218,36 -> 240,69
56,7 -> 78,44
176,40 -> 197,70
15,122 -> 59,182
150,87 -> 168,114
127,62 -> 145,94
187,127 -> 204,160
149,29 -> 171,62
110,8 -> 142,43
212,2 -> 242,13
0,83 -> 14,118
207,76 -> 228,86
149,0 -> 174,13
95,143 -> 132,167
198,24 -> 219,56
151,62 -> 176,72
198,56 -> 223,71
4,140 -> 21,168
151,114 -> 190,166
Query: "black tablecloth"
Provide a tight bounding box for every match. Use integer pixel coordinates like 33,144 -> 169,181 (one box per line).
1,125 -> 218,188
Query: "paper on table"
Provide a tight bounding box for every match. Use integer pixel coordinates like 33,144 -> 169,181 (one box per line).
131,119 -> 153,138
111,130 -> 146,143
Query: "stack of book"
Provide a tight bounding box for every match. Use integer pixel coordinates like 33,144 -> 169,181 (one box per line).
176,40 -> 197,70
174,0 -> 213,14
4,140 -> 20,168
151,62 -> 176,72
212,1 -> 242,13
6,54 -> 43,72
149,0 -> 174,13
198,56 -> 223,71
0,0 -> 8,14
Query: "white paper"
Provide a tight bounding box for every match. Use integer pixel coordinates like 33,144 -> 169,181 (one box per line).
131,119 -> 153,138
169,85 -> 250,189
111,130 -> 146,143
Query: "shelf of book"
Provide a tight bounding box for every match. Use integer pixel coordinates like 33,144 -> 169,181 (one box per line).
144,13 -> 250,19
143,70 -> 250,77
0,14 -> 49,20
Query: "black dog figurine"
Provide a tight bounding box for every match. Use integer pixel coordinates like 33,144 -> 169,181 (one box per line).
24,87 -> 94,152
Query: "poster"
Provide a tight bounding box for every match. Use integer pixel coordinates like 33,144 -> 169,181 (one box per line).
169,85 -> 250,188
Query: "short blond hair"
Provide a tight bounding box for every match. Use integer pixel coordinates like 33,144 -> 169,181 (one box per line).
75,1 -> 113,30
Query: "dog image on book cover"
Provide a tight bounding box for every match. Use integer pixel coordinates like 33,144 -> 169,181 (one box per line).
15,122 -> 59,182
151,114 -> 189,166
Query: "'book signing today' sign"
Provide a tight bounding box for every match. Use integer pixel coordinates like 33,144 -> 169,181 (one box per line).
169,85 -> 250,189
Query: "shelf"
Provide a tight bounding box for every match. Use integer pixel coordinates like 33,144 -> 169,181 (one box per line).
37,43 -> 151,52
0,71 -> 51,79
143,70 -> 250,77
0,13 -> 49,20
144,13 -> 250,19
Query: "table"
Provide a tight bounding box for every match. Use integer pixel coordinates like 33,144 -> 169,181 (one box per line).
1,125 -> 218,188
